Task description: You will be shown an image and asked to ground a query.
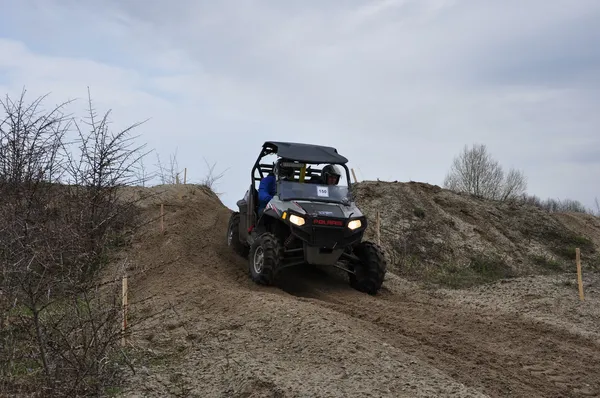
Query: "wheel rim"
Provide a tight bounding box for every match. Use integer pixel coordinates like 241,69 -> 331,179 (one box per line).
253,246 -> 264,274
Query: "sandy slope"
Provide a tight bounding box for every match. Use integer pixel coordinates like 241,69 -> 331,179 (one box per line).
113,184 -> 600,398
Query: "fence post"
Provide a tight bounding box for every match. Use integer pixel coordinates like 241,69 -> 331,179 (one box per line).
160,204 -> 164,232
121,275 -> 128,346
376,211 -> 381,246
576,248 -> 585,301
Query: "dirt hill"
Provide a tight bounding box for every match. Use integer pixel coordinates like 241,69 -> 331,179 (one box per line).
354,180 -> 600,287
110,182 -> 600,398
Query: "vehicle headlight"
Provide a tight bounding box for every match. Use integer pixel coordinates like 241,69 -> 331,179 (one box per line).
289,214 -> 305,226
347,219 -> 361,230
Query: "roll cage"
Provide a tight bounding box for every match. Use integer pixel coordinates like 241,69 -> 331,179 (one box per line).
251,140 -> 350,182
243,141 -> 353,232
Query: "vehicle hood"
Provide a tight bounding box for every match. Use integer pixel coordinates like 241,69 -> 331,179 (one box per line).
294,202 -> 349,218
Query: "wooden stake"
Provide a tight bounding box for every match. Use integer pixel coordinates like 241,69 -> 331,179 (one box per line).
184,168 -> 187,184
576,248 -> 585,301
351,168 -> 358,184
376,211 -> 381,246
122,276 -> 128,346
160,203 -> 164,232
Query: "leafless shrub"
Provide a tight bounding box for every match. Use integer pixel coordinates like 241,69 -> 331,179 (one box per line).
0,90 -> 72,189
135,156 -> 153,187
155,149 -> 180,185
200,157 -> 227,192
443,143 -> 527,201
153,151 -> 228,194
62,89 -> 151,266
0,88 -> 150,396
519,194 -> 594,215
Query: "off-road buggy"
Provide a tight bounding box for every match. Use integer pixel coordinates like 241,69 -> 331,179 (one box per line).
227,141 -> 386,295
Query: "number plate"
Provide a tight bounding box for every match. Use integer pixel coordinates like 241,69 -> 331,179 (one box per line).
317,186 -> 329,197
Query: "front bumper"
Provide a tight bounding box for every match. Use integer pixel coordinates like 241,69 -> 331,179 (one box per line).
285,210 -> 367,249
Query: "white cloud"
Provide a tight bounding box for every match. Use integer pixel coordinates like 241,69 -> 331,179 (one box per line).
1,0 -> 599,210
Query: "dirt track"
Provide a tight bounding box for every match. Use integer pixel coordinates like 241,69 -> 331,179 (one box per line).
116,185 -> 600,398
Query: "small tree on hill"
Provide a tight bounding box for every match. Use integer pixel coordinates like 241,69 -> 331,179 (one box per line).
443,143 -> 527,201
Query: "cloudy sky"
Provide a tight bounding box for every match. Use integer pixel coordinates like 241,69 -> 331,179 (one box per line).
1,0 -> 599,210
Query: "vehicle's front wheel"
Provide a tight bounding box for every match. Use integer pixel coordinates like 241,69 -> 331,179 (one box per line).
227,212 -> 249,258
248,232 -> 282,285
349,241 -> 387,295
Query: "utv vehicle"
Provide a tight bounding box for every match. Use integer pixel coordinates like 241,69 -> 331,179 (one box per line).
227,141 -> 386,295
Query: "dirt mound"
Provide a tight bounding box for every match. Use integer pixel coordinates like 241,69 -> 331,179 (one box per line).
111,183 -> 600,398
353,181 -> 600,286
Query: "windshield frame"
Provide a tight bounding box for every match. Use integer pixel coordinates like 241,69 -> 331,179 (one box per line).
275,162 -> 353,204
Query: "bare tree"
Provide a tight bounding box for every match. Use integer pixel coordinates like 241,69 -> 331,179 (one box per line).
443,144 -> 527,201
499,168 -> 528,201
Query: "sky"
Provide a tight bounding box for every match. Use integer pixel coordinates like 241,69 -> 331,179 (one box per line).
1,0 -> 599,211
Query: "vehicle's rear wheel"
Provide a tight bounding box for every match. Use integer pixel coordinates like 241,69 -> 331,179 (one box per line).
349,241 -> 387,295
227,212 -> 249,258
248,232 -> 282,285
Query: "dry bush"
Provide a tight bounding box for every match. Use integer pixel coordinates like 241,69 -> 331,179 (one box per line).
155,149 -> 227,194
519,194 -> 596,215
155,149 -> 180,185
200,157 -> 227,193
0,88 -> 150,397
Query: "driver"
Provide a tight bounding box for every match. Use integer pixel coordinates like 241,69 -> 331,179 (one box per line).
312,164 -> 341,185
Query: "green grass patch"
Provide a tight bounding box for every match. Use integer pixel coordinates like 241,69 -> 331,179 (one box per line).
548,234 -> 595,261
395,253 -> 516,289
530,254 -> 563,272
413,207 -> 426,219
430,254 -> 515,289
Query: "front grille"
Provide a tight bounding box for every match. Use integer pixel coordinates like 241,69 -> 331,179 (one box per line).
311,227 -> 345,248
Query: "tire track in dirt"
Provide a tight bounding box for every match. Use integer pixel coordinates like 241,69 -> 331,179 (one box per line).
276,268 -> 600,398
